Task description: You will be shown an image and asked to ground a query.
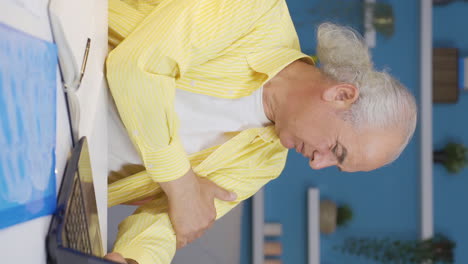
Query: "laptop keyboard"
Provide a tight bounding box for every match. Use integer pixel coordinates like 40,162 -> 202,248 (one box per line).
64,178 -> 92,255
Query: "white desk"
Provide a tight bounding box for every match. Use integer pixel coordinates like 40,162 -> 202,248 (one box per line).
49,0 -> 109,250
0,1 -> 108,263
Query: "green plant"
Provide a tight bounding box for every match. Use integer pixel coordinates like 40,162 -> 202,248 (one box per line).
434,142 -> 468,174
305,1 -> 395,39
335,234 -> 455,263
367,2 -> 395,38
336,204 -> 353,227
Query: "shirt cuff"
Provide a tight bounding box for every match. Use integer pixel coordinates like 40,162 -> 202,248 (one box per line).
141,137 -> 191,182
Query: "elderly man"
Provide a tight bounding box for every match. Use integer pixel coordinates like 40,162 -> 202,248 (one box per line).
104,0 -> 417,263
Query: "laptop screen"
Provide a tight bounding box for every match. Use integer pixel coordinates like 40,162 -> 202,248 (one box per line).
47,137 -> 118,264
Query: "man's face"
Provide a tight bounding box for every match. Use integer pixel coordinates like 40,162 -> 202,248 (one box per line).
274,84 -> 404,172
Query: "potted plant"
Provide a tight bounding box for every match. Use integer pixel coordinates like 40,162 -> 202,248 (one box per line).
368,2 -> 395,38
306,1 -> 395,38
336,234 -> 456,263
320,201 -> 353,234
434,142 -> 468,174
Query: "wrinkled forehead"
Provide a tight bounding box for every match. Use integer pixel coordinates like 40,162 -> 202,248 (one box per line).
347,127 -> 405,172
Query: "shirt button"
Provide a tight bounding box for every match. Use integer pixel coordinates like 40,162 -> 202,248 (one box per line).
228,90 -> 234,95
147,164 -> 154,169
190,80 -> 196,87
133,130 -> 138,136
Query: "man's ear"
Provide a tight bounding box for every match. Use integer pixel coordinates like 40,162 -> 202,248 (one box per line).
322,83 -> 359,109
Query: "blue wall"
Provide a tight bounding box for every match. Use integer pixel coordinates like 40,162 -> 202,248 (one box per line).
240,1 -> 468,263
433,2 -> 468,264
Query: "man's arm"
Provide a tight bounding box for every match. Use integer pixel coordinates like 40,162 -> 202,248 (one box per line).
107,0 -> 268,254
107,0 -> 265,183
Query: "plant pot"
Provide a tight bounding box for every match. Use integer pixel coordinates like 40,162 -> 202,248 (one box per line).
320,200 -> 337,234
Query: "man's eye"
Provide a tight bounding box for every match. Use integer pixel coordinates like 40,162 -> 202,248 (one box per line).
334,144 -> 343,161
332,144 -> 339,156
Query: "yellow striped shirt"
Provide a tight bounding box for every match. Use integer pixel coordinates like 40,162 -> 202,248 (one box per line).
107,0 -> 315,263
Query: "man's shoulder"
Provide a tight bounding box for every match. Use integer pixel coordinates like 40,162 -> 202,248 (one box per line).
206,0 -> 284,15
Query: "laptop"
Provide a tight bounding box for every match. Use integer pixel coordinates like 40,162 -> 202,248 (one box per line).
47,137 -> 119,264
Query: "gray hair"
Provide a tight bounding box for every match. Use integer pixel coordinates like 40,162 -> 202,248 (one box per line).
316,23 -> 417,160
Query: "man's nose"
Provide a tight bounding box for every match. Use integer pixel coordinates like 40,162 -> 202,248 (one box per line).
309,150 -> 337,170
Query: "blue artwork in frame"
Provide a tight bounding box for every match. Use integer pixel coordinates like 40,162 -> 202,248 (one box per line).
0,22 -> 58,229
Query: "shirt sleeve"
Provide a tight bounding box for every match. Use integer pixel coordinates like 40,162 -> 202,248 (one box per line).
106,0 -> 268,182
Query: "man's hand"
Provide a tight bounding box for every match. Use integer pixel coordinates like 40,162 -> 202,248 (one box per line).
160,169 -> 237,249
104,252 -> 138,264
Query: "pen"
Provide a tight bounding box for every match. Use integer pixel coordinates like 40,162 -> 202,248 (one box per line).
78,38 -> 91,85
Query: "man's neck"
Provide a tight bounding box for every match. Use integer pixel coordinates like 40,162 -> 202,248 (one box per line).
262,60 -> 322,123
262,83 -> 276,123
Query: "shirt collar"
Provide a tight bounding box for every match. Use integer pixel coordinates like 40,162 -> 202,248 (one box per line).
246,47 -> 316,81
257,126 -> 278,143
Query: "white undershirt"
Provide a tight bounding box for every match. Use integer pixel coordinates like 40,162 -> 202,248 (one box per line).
175,87 -> 271,155
108,87 -> 271,173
